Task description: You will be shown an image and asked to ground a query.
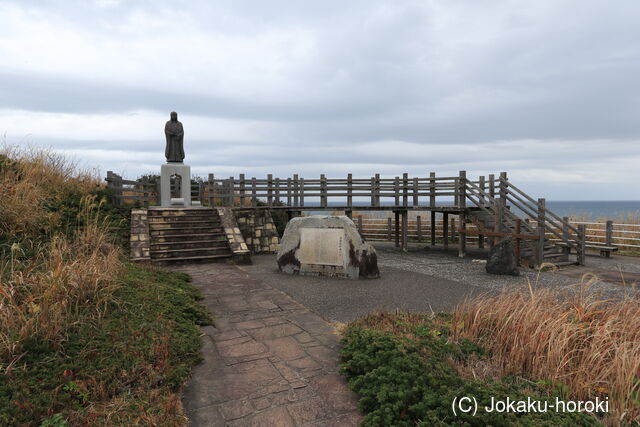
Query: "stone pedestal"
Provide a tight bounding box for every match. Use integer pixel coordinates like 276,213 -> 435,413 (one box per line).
160,163 -> 191,207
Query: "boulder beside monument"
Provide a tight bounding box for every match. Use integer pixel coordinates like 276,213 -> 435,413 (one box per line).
276,215 -> 379,279
486,236 -> 520,276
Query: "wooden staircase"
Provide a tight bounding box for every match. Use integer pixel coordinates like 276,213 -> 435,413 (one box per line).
148,208 -> 233,263
464,176 -> 584,267
469,209 -> 571,266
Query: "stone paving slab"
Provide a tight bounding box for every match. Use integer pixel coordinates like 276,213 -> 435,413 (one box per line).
171,263 -> 362,426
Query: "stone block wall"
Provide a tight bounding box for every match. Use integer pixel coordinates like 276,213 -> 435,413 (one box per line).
130,208 -> 150,262
235,209 -> 280,254
215,207 -> 251,264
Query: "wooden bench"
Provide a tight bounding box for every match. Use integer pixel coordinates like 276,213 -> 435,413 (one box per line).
555,242 -> 618,258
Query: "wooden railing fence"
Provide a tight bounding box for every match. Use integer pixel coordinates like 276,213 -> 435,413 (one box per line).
105,170 -> 640,262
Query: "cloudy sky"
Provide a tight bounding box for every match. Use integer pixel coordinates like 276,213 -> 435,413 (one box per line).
1,0 -> 639,200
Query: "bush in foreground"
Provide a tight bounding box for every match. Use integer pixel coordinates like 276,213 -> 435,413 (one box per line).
0,264 -> 210,426
341,313 -> 600,426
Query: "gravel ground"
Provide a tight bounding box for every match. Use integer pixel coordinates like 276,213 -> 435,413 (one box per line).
238,242 -> 639,323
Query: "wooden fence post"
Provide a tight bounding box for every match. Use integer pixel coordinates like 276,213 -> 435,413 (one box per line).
515,219 -> 522,265
402,173 -> 408,207
499,172 -> 508,207
578,224 -> 586,265
478,175 -> 485,248
394,211 -> 400,247
375,173 -> 380,207
300,177 -> 305,207
370,176 -> 375,207
208,173 -> 215,207
488,173 -> 495,199
267,174 -> 273,207
347,173 -> 353,208
537,198 -> 546,266
430,211 -> 436,246
402,210 -> 408,251
228,176 -> 235,206
387,217 -> 392,241
106,171 -> 115,205
238,174 -> 245,206
458,171 -> 467,258
106,171 -> 121,206
115,173 -> 123,206
443,212 -> 449,249
429,172 -> 436,207
562,216 -> 571,255
275,178 -> 281,205
450,217 -> 456,245
417,215 -> 422,242
394,177 -> 400,206
412,177 -> 419,206
495,198 -> 504,234
293,174 -> 299,207
606,220 -> 614,247
251,177 -> 257,207
320,174 -> 327,207
197,179 -> 204,207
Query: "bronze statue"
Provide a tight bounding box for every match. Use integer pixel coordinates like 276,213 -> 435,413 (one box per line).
164,111 -> 185,163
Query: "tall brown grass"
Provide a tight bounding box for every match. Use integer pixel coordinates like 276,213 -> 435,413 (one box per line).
453,276 -> 640,425
0,145 -> 120,366
0,145 -> 100,238
0,196 -> 122,364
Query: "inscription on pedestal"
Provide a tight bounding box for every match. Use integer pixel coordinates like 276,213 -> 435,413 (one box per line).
297,228 -> 345,266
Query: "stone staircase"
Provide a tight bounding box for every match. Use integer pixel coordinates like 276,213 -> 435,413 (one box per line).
148,208 -> 233,263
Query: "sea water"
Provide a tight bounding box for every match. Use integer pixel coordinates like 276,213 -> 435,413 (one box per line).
304,200 -> 640,220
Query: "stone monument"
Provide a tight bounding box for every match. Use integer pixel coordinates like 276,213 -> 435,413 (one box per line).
276,215 -> 379,279
160,111 -> 192,207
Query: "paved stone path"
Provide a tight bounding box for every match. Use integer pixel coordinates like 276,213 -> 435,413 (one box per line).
172,263 -> 362,426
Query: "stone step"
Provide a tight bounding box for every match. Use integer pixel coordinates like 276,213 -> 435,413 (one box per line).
148,215 -> 219,223
151,232 -> 226,242
150,240 -> 229,250
151,247 -> 231,259
148,208 -> 215,215
150,253 -> 232,264
149,219 -> 220,226
149,224 -> 222,233
150,230 -> 223,239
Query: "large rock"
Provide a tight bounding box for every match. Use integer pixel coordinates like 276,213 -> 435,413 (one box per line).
276,215 -> 379,279
486,236 -> 520,276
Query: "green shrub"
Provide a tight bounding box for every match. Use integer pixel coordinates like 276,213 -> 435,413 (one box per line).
341,318 -> 600,426
0,264 -> 210,426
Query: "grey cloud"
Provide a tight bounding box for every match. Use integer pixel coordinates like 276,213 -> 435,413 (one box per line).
1,0 -> 640,199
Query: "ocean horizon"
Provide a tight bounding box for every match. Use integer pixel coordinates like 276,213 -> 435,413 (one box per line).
302,200 -> 640,220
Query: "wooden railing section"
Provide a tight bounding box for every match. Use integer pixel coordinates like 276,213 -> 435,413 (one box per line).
206,172 -> 474,209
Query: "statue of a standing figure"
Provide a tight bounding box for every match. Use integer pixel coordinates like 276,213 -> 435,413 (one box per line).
164,111 -> 184,163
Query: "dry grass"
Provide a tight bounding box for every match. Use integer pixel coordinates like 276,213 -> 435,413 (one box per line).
0,145 -> 101,238
452,276 -> 640,425
0,195 -> 122,365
